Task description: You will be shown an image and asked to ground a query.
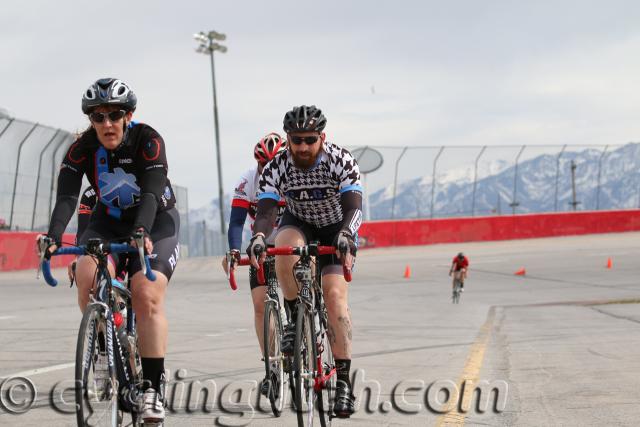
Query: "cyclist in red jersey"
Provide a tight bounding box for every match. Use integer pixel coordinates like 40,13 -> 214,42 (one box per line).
449,252 -> 469,291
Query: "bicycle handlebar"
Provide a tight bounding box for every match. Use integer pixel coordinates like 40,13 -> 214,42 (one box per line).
41,243 -> 156,287
228,257 -> 250,290
228,244 -> 352,290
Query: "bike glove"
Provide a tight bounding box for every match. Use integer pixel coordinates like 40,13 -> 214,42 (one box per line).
334,230 -> 357,256
246,233 -> 266,259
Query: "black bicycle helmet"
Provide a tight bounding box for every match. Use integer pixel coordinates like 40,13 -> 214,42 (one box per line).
81,78 -> 137,114
283,105 -> 327,133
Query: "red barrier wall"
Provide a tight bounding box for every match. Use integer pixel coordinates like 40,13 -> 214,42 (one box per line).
3,210 -> 639,270
0,232 -> 76,271
358,210 -> 640,248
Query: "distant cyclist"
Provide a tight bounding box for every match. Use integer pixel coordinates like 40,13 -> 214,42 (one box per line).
449,252 -> 469,291
221,132 -> 286,395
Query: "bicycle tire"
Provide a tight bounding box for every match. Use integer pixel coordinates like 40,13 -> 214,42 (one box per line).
317,312 -> 335,427
293,305 -> 318,426
263,300 -> 285,417
115,328 -> 142,424
75,303 -> 119,427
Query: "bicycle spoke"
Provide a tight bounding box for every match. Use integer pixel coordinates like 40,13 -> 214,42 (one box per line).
75,304 -> 119,427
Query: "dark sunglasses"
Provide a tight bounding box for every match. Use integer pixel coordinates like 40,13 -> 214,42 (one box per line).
89,110 -> 126,123
289,135 -> 320,145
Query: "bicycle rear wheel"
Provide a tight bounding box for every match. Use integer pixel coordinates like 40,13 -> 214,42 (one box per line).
293,306 -> 318,426
75,304 -> 119,427
263,300 -> 285,416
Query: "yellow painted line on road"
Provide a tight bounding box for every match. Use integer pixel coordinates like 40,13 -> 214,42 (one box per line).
435,306 -> 496,427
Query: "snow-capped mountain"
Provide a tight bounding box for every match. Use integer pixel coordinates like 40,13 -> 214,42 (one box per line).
368,143 -> 640,219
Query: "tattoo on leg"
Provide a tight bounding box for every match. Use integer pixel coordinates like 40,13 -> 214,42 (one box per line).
338,315 -> 352,341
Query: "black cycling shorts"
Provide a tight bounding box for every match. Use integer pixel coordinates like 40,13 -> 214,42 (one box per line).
278,210 -> 356,276
248,255 -> 276,290
79,205 -> 180,281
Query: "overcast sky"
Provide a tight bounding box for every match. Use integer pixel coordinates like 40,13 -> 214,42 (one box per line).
3,1 -> 640,207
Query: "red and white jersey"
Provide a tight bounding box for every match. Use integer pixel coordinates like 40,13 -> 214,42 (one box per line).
231,165 -> 285,225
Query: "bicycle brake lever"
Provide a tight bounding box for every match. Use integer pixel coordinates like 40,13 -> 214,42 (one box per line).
134,232 -> 147,276
225,253 -> 234,280
36,237 -> 50,280
337,242 -> 352,282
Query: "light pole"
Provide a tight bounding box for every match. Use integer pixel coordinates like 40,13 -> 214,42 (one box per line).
194,30 -> 228,252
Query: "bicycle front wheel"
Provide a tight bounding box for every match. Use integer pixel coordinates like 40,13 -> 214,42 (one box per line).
317,317 -> 336,427
75,304 -> 119,427
263,300 -> 285,417
293,306 -> 318,426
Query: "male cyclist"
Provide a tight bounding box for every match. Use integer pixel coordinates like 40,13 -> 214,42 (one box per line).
449,252 -> 469,291
221,133 -> 286,395
248,105 -> 362,418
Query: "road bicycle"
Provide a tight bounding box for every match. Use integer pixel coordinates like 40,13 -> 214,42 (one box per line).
39,234 -> 156,426
227,253 -> 292,417
245,242 -> 351,427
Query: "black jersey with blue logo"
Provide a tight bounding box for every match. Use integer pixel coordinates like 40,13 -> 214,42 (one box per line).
47,122 -> 175,243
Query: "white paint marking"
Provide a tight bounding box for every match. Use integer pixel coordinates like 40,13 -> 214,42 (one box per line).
1,362 -> 74,379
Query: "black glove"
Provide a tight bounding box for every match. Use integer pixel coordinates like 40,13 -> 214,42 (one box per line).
334,230 -> 357,257
246,234 -> 266,259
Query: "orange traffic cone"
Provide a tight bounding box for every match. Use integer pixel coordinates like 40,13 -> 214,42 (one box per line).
403,265 -> 411,279
514,268 -> 526,276
606,258 -> 612,269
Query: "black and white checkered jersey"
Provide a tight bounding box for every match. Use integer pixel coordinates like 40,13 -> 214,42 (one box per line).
257,142 -> 362,228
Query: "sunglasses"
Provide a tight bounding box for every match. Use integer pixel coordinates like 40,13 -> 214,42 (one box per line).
89,110 -> 126,123
289,135 -> 320,145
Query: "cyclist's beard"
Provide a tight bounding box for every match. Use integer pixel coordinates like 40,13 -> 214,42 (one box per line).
291,149 -> 320,169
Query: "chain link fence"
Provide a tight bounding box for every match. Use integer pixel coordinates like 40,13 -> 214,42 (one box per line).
0,115 -> 198,257
4,111 -> 637,257
0,117 -> 75,231
346,143 -> 639,221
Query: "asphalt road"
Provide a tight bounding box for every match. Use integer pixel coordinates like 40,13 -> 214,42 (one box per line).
1,232 -> 639,426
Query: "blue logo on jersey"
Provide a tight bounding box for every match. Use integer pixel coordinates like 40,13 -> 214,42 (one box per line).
98,167 -> 141,209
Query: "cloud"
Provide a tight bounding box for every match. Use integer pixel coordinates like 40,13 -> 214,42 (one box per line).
3,0 -> 640,207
